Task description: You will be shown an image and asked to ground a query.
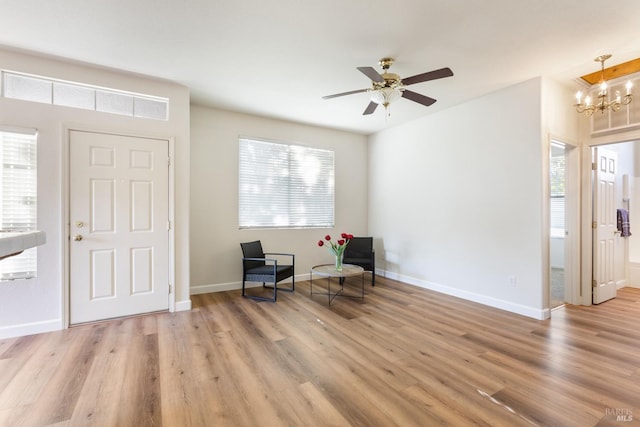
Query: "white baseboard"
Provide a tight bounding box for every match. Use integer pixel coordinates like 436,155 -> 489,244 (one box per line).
0,318 -> 62,340
188,270 -> 545,320
175,299 -> 192,311
381,270 -> 547,320
190,274 -> 305,295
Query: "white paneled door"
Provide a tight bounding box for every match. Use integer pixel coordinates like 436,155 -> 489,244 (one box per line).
69,130 -> 169,324
593,147 -> 617,304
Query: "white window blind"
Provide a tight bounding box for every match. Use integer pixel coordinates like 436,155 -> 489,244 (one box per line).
550,144 -> 565,238
239,137 -> 334,228
0,129 -> 37,280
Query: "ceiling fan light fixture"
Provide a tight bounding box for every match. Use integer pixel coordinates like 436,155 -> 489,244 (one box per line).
370,87 -> 402,106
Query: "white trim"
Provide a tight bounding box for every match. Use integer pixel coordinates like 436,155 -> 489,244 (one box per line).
0,125 -> 37,136
190,274 -> 300,295
190,271 -> 547,320
168,137 -> 176,312
381,270 -> 548,320
0,318 -> 61,340
191,281 -> 243,295
175,299 -> 192,311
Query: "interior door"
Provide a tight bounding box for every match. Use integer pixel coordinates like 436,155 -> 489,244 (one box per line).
593,146 -> 617,304
69,130 -> 169,324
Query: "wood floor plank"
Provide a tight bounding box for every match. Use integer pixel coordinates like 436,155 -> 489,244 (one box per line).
1,277 -> 639,426
68,319 -> 136,426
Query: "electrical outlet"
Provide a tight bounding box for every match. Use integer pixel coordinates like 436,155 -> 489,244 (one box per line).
508,276 -> 517,287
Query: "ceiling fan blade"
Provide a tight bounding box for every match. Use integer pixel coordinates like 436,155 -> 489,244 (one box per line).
357,66 -> 385,83
402,90 -> 437,107
401,67 -> 454,86
363,101 -> 378,115
322,88 -> 369,99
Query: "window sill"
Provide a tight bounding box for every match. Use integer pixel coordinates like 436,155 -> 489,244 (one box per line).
0,231 -> 46,260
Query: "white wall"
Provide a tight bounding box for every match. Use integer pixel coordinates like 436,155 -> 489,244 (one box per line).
189,106 -> 368,293
0,48 -> 191,338
369,78 -> 547,318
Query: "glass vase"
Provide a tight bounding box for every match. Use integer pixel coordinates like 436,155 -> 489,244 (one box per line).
335,252 -> 343,272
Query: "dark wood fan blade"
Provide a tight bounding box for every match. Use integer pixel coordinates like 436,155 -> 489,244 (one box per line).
322,88 -> 369,99
401,67 -> 454,86
363,101 -> 378,115
401,90 -> 437,107
357,66 -> 385,83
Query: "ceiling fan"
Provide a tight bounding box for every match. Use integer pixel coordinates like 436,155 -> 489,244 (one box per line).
322,57 -> 453,116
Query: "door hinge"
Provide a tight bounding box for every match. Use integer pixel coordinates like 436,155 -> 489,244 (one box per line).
592,279 -> 597,288
167,220 -> 171,230
168,157 -> 171,166
592,221 -> 597,229
169,284 -> 172,294
592,162 -> 596,171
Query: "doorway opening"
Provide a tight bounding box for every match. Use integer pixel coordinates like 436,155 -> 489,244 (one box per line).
550,141 -> 567,308
587,140 -> 638,304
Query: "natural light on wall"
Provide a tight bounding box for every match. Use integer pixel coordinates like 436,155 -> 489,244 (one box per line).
0,129 -> 37,280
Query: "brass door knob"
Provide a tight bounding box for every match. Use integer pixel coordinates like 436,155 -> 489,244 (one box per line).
72,235 -> 83,241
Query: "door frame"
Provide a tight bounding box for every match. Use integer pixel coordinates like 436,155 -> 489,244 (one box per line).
62,126 -> 176,328
581,128 -> 640,306
545,135 -> 581,314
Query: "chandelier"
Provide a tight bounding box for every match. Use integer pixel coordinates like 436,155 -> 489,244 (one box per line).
574,54 -> 632,116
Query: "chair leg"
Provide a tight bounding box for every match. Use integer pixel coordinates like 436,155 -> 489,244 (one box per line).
243,278 -> 294,302
242,281 -> 277,302
372,261 -> 375,286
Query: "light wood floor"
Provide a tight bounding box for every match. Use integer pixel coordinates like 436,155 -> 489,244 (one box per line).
1,276 -> 640,426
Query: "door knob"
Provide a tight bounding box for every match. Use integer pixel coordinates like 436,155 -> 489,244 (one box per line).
72,235 -> 83,241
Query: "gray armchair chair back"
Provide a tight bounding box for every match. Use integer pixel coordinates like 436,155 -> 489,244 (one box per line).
343,237 -> 375,286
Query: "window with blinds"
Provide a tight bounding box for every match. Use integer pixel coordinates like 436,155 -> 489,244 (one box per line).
0,129 -> 37,280
239,137 -> 334,229
550,143 -> 565,238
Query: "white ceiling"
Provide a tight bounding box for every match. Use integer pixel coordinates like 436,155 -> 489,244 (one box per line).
1,0 -> 640,135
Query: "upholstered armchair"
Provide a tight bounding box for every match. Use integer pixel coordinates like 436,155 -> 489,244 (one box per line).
240,240 -> 295,302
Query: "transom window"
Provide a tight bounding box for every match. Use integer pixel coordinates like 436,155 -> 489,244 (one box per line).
1,70 -> 169,121
239,137 -> 334,229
